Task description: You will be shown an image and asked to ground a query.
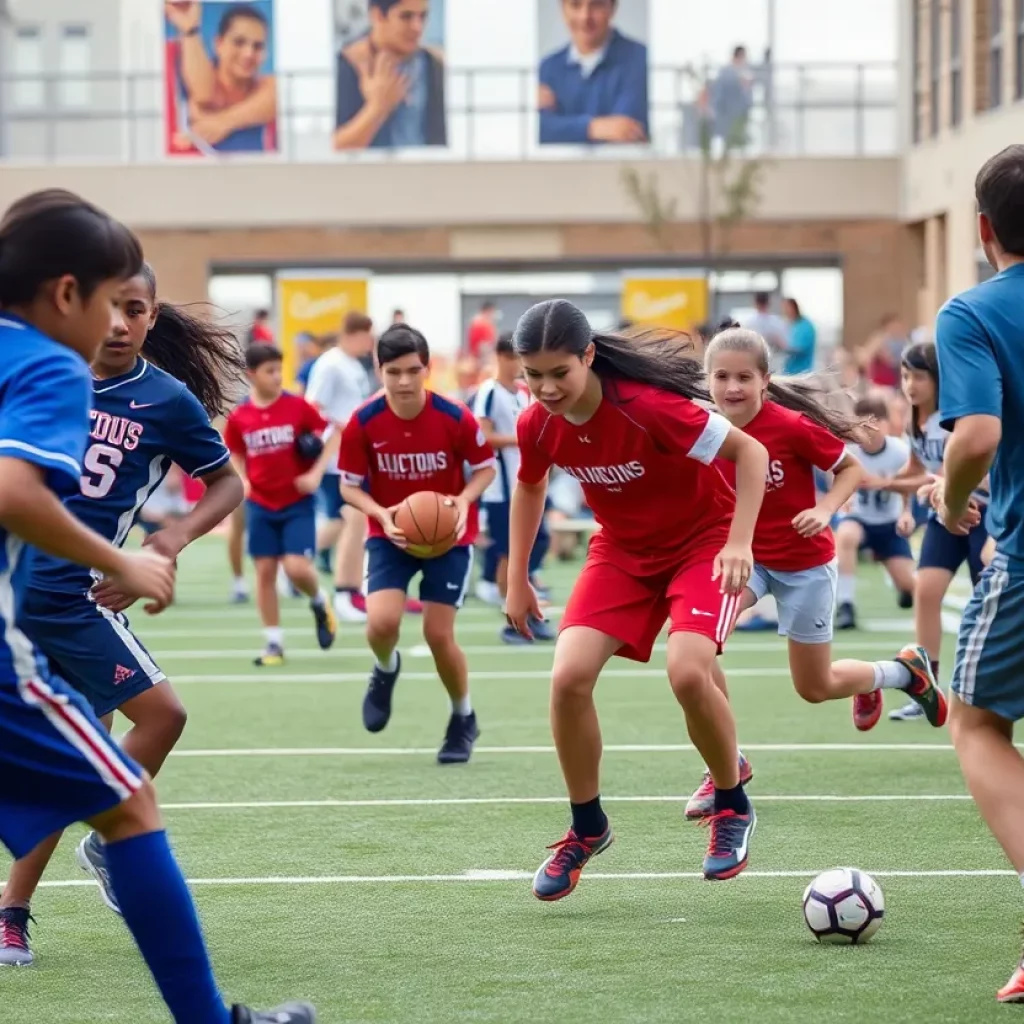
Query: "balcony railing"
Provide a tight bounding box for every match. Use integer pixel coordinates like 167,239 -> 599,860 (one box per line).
0,62 -> 898,164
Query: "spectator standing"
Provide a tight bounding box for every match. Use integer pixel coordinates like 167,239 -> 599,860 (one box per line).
709,46 -> 754,147
864,314 -> 909,390
465,300 -> 499,361
248,308 -> 274,346
743,292 -> 788,365
781,297 -> 817,374
293,332 -> 321,394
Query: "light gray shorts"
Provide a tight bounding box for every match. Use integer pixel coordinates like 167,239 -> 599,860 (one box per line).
746,559 -> 837,644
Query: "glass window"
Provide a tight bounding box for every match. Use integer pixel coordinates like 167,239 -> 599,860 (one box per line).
950,0 -> 963,125
930,0 -> 941,133
1016,0 -> 1024,98
991,0 -> 1004,108
12,26 -> 44,109
58,25 -> 91,109
912,0 -> 923,142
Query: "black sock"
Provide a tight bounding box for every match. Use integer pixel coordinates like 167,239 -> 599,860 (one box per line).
570,797 -> 608,839
714,783 -> 750,816
931,660 -> 940,681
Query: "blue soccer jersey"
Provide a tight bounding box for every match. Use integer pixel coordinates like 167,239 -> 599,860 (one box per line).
30,358 -> 229,593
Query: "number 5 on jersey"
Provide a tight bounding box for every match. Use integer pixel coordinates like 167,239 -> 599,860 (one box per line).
80,443 -> 123,499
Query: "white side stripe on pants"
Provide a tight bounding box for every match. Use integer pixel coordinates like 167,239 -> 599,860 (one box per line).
716,591 -> 741,645
959,567 -> 1008,705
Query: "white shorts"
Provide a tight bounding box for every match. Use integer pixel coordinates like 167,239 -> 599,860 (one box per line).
746,559 -> 837,645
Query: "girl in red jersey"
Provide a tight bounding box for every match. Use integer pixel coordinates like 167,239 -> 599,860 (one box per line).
505,300 -> 769,897
683,326 -> 949,818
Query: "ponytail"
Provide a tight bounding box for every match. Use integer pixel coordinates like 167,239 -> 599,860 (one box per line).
589,327 -> 711,403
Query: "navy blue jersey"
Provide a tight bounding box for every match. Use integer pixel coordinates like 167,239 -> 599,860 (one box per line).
31,358 -> 229,593
0,313 -> 92,680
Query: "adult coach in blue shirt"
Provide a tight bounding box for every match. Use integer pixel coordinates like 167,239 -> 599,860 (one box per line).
931,143 -> 1024,1005
538,0 -> 648,146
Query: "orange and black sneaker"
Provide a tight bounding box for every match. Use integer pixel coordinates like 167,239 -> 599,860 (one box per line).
894,644 -> 948,727
853,690 -> 883,732
532,825 -> 613,902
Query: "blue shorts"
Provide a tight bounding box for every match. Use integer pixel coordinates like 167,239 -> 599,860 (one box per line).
246,497 -> 316,560
482,500 -> 510,558
19,589 -> 166,718
317,474 -> 344,521
364,536 -> 473,607
0,670 -> 144,859
951,552 -> 1024,721
919,516 -> 988,585
847,518 -> 913,562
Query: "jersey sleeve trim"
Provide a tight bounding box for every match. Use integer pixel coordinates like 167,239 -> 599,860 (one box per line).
186,448 -> 231,479
825,450 -> 847,473
688,411 -> 730,465
340,470 -> 365,487
468,455 -> 497,471
0,438 -> 81,475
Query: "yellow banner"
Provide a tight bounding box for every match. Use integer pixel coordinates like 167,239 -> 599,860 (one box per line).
276,275 -> 369,385
621,277 -> 708,333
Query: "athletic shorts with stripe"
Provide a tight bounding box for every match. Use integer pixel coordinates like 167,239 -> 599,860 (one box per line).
951,551 -> 1024,722
746,560 -> 838,644
0,670 -> 144,860
19,587 -> 166,719
560,545 -> 739,663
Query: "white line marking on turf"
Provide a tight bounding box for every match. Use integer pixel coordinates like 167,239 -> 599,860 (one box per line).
157,794 -> 973,811
23,868 -> 1016,890
169,742 -> 960,757
169,668 -> 795,683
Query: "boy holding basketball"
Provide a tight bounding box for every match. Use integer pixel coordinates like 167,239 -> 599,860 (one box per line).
339,325 -> 496,763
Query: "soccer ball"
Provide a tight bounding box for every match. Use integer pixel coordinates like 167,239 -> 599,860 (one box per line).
802,868 -> 885,944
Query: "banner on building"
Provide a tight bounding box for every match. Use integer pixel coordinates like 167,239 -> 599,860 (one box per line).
276,274 -> 370,385
621,276 -> 709,332
332,0 -> 448,151
163,1 -> 279,156
537,0 -> 649,147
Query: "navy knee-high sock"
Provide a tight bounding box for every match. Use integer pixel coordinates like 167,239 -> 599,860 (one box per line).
105,831 -> 230,1024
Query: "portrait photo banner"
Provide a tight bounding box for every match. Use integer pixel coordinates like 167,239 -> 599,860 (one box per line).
163,0 -> 279,157
276,275 -> 370,386
537,0 -> 650,147
621,276 -> 709,333
333,0 -> 448,152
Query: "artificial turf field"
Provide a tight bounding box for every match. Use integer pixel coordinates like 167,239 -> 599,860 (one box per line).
2,539 -> 1020,1023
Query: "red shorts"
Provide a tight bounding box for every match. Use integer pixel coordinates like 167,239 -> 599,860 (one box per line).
560,550 -> 741,662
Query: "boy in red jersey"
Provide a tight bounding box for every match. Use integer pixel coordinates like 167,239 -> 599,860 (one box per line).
339,325 -> 496,764
505,300 -> 769,896
683,326 -> 948,817
224,345 -> 339,666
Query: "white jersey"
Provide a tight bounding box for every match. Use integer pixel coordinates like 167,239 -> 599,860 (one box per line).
848,436 -> 909,525
305,348 -> 373,475
908,411 -> 947,475
473,378 -> 529,503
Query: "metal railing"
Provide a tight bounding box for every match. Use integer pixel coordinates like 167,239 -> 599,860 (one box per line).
0,63 -> 898,164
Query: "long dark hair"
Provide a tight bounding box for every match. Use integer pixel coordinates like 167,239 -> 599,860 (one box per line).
900,339 -> 939,439
705,323 -> 864,442
512,299 -> 710,403
137,263 -> 245,417
0,189 -> 142,307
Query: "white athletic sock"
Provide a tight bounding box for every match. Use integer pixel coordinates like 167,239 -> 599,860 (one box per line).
233,575 -> 247,593
311,589 -> 327,609
264,626 -> 283,648
452,694 -> 472,716
376,649 -> 398,672
837,574 -> 855,605
871,660 -> 912,690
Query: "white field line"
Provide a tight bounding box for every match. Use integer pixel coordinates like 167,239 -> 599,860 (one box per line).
135,604 -> 563,622
168,742 -> 962,757
22,868 -> 1015,891
156,794 -> 973,811
169,668 -> 794,683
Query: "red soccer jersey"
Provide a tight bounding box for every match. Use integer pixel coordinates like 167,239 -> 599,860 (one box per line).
715,401 -> 846,571
339,390 -> 495,545
517,380 -> 736,575
224,392 -> 328,511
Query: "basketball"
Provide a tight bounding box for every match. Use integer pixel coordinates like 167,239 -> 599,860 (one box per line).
394,491 -> 460,558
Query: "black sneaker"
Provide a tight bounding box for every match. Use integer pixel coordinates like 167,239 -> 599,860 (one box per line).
232,1002 -> 317,1023
437,711 -> 480,764
897,590 -> 914,609
310,600 -> 336,650
362,652 -> 401,733
835,602 -> 857,630
0,907 -> 34,967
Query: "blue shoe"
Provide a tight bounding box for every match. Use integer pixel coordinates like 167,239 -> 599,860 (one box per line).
734,615 -> 777,633
500,625 -> 533,646
363,652 -> 401,733
76,832 -> 121,915
702,806 -> 756,881
528,616 -> 556,642
533,825 -> 614,902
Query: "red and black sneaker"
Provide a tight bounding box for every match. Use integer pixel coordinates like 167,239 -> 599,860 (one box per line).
532,825 -> 613,902
853,690 -> 883,732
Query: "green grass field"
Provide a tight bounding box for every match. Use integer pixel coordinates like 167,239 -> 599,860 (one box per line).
2,540 -> 1019,1023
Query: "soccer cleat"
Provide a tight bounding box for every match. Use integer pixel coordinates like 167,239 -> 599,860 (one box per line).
500,624 -> 533,646
702,806 -> 756,880
0,907 -> 34,967
310,600 -> 336,650
231,1002 -> 317,1023
889,700 -> 926,721
362,652 -> 401,733
853,690 -> 883,732
437,711 -> 480,764
685,756 -> 754,820
254,643 -> 285,667
528,616 -> 556,642
76,832 -> 121,915
532,825 -> 614,902
998,963 -> 1024,1003
835,602 -> 857,631
894,644 -> 948,727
